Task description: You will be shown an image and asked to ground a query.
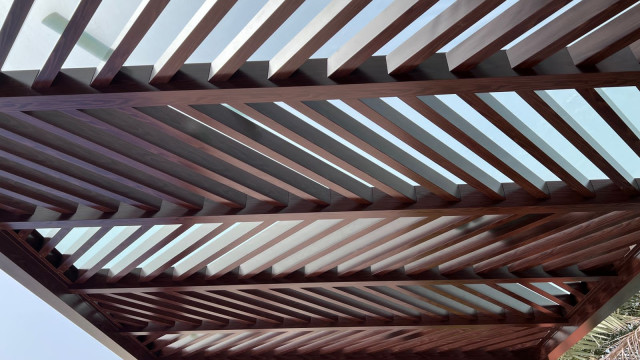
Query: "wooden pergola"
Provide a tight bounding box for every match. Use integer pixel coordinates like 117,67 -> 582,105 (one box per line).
1,0 -> 640,359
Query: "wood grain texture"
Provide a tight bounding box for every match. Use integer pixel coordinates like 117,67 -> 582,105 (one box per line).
567,3 -> 640,65
507,0 -> 637,68
327,0 -> 436,78
404,95 -> 549,199
150,0 -> 236,84
446,0 -> 570,71
209,0 -> 303,82
520,90 -> 639,195
297,100 -> 459,201
462,92 -> 595,198
0,50 -> 639,110
32,0 -> 102,88
0,0 -> 34,68
91,0 -> 169,87
268,0 -> 370,79
387,0 -> 502,74
577,87 -> 640,158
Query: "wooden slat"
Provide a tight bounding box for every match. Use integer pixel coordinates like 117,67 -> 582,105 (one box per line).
0,185 -> 73,214
309,217 -> 437,277
149,0 -> 236,84
567,3 -> 640,65
475,211 -> 639,273
32,0 -> 102,88
507,0 -> 637,68
403,95 -> 548,199
173,222 -> 273,281
107,224 -> 193,283
268,0 -> 370,79
387,0 -> 502,74
577,87 -> 640,158
5,111 -> 216,208
0,147 -> 153,210
65,109 -> 277,205
462,93 -> 595,198
357,98 -> 505,200
446,212 -> 596,273
0,123 -> 187,210
187,104 -> 366,203
91,0 -> 168,87
446,0 -> 570,71
240,220 -> 350,279
75,226 -> 151,283
508,216 -> 640,272
121,106 -> 327,204
206,221 -> 309,279
327,0 -> 436,78
139,223 -> 233,282
397,214 -> 525,275
236,102 -> 414,201
435,214 -> 557,275
519,90 -> 639,195
57,226 -> 112,273
297,100 -> 459,201
543,228 -> 640,271
0,0 -> 34,68
274,217 -> 398,278
0,168 -> 113,212
209,0 -> 303,82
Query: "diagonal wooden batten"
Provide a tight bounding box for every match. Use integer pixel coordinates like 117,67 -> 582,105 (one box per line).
268,0 -> 370,79
150,0 -> 236,84
209,0 -> 304,82
32,0 -> 102,88
446,0 -> 570,71
0,0 -> 35,68
327,0 -> 437,78
91,0 -> 169,87
387,0 -> 503,74
567,3 -> 640,65
518,90 -> 640,196
507,0 -> 638,68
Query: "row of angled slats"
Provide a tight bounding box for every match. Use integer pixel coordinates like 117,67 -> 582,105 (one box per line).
88,282 -> 568,330
138,326 -> 551,357
1,0 -> 640,87
37,214 -> 639,283
1,86 -> 639,215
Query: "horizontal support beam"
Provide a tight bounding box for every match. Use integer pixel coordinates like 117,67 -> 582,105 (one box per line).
2,180 -> 640,228
71,268 -> 609,295
0,49 -> 639,111
122,316 -> 565,335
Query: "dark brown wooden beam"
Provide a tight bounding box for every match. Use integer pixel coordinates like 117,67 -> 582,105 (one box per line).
32,0 -> 102,88
70,269 -> 608,295
446,0 -> 569,71
0,0 -> 34,68
209,0 -> 303,81
2,180 -> 640,229
387,0 -> 502,74
567,3 -> 640,65
91,0 -> 169,87
507,0 -> 637,68
0,49 -> 639,111
122,315 -> 567,335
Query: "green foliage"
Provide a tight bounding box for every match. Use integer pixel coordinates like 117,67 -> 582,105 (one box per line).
560,292 -> 640,360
